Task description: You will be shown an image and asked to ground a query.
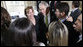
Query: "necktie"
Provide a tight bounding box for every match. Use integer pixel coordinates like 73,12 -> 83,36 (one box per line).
45,16 -> 48,27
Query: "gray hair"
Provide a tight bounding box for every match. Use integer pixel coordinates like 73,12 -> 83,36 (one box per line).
48,21 -> 68,46
39,1 -> 49,8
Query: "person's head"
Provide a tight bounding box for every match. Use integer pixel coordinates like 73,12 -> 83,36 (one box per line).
39,1 -> 49,15
73,14 -> 82,34
72,1 -> 80,9
1,7 -> 11,46
55,2 -> 69,19
1,7 -> 11,32
48,21 -> 68,46
5,18 -> 37,46
24,6 -> 34,19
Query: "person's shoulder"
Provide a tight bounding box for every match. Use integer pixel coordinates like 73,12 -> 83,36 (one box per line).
77,40 -> 82,44
34,15 -> 37,18
64,20 -> 73,24
63,20 -> 73,28
38,12 -> 41,15
38,12 -> 43,16
34,15 -> 39,20
75,9 -> 81,13
38,12 -> 44,19
74,40 -> 82,46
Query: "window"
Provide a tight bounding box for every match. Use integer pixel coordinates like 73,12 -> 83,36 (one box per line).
5,1 -> 26,18
2,1 -> 38,22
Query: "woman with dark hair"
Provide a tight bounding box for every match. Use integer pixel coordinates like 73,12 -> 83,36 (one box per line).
1,7 -> 11,46
24,6 -> 40,43
1,7 -> 11,31
3,18 -> 37,46
24,6 -> 38,25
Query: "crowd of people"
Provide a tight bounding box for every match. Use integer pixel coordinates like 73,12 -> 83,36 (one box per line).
1,1 -> 82,46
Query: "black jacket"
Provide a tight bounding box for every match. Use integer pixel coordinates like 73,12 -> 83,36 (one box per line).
75,40 -> 82,46
37,12 -> 58,45
37,12 -> 48,45
72,37 -> 82,46
70,9 -> 81,23
34,15 -> 39,35
63,20 -> 79,46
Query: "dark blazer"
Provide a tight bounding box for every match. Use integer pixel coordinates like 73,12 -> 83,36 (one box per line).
63,20 -> 79,46
37,12 -> 57,45
70,9 -> 81,23
34,15 -> 40,42
75,40 -> 82,46
37,12 -> 48,45
72,38 -> 82,46
34,15 -> 39,34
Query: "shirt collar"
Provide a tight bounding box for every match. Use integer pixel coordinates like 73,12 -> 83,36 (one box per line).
72,8 -> 78,12
59,18 -> 66,22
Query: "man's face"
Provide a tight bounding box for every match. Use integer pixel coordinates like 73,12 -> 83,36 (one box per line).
39,4 -> 46,15
73,17 -> 82,32
55,9 -> 63,19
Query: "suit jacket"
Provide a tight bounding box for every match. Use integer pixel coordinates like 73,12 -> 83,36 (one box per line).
37,12 -> 48,45
72,39 -> 82,46
63,20 -> 79,46
75,40 -> 82,46
37,12 -> 58,45
38,12 -> 57,33
70,9 -> 81,23
34,15 -> 39,35
34,15 -> 41,43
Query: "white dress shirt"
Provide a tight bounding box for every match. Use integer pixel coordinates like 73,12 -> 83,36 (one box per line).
72,8 -> 78,12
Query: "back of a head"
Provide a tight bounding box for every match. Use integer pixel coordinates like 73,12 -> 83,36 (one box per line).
72,1 -> 80,8
5,18 -> 36,46
1,7 -> 11,46
48,21 -> 68,46
56,2 -> 69,16
1,7 -> 11,32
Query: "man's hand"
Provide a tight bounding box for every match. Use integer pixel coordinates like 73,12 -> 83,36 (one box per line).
66,16 -> 73,22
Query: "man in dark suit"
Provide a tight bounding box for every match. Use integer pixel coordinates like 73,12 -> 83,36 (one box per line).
55,2 -> 79,46
70,1 -> 81,23
73,14 -> 82,46
37,1 -> 56,45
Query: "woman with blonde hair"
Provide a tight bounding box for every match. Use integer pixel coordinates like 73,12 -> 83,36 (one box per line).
47,21 -> 68,46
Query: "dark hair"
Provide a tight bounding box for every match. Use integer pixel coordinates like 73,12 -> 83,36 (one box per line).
56,2 -> 69,16
4,18 -> 37,46
1,7 -> 11,32
1,7 -> 11,46
72,1 -> 80,8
